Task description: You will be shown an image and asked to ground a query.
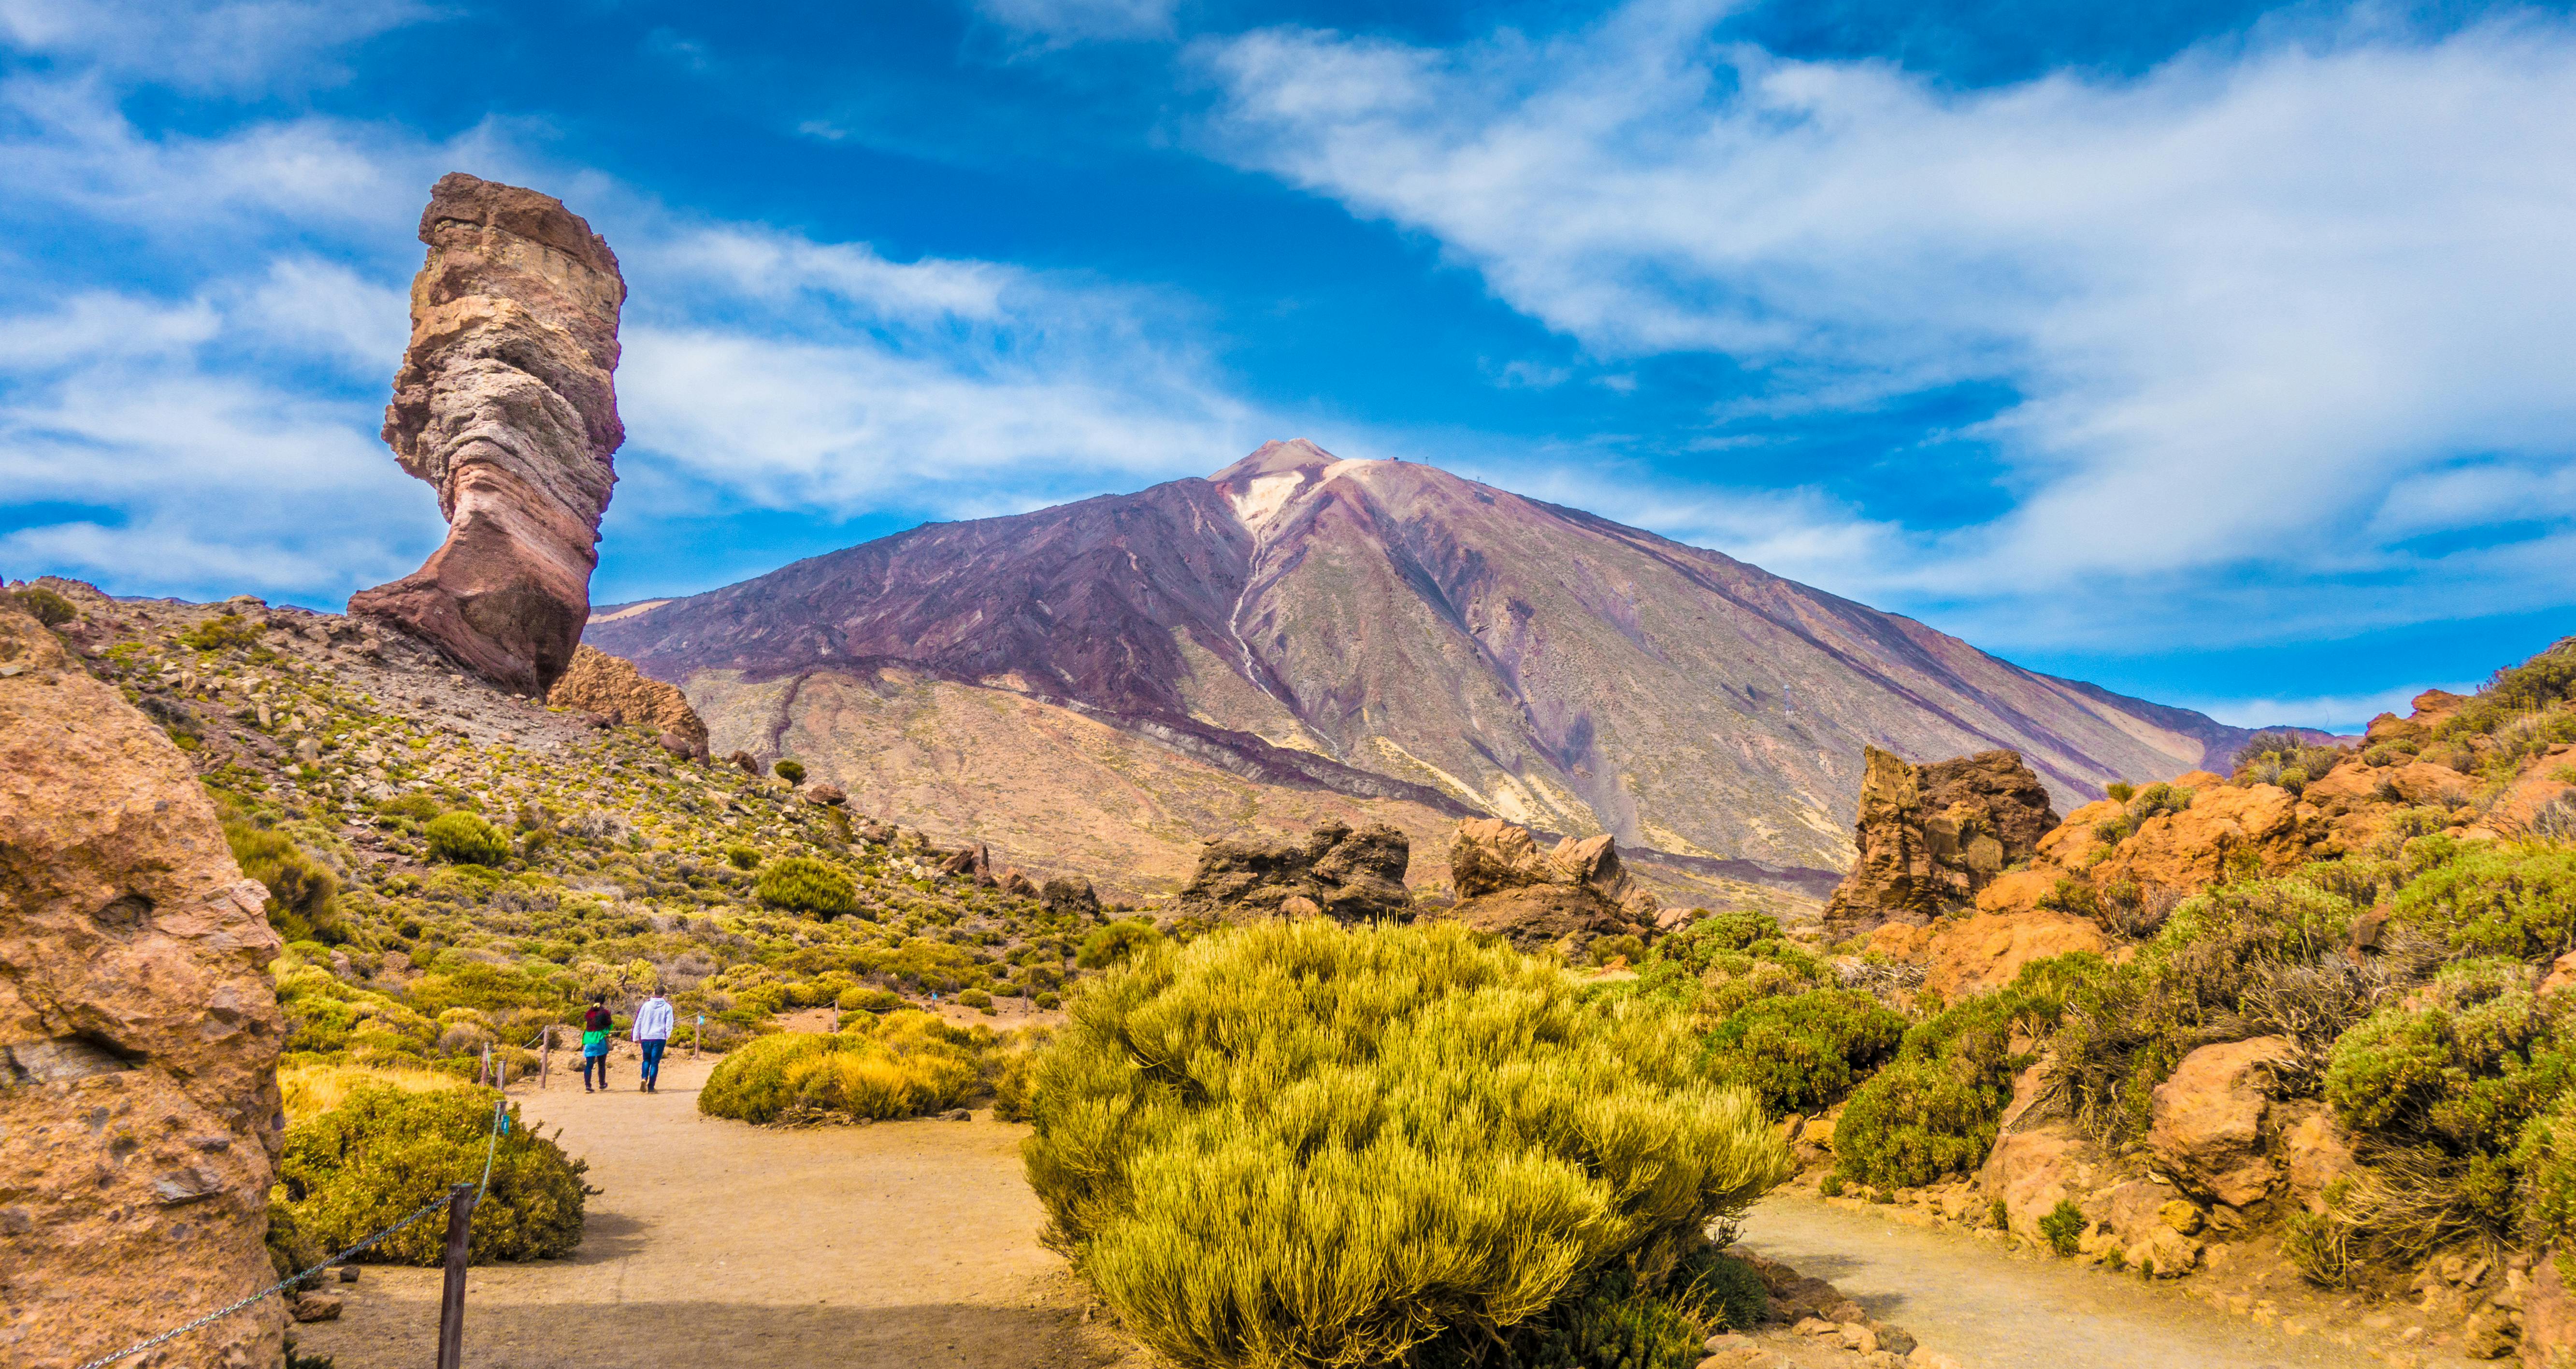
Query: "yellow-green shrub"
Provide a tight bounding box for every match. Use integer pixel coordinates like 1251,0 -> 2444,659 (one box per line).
697,1011 -> 989,1124
277,1084 -> 587,1264
754,855 -> 856,918
426,811 -> 510,867
1022,920 -> 1790,1369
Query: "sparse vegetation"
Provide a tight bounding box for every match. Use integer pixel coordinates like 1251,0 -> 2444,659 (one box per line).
772,758 -> 806,786
425,810 -> 510,867
11,584 -> 74,626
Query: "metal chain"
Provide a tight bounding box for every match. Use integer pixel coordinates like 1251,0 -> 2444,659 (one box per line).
71,1068 -> 523,1369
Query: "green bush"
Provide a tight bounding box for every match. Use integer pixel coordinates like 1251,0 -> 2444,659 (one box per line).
755,856 -> 856,918
698,1011 -> 989,1124
723,844 -> 760,871
1075,918 -> 1163,969
11,585 -> 74,627
2317,960 -> 2576,1255
1837,955 -> 2106,1188
2391,843 -> 2576,960
425,812 -> 510,867
2104,781 -> 2136,803
2231,733 -> 2346,790
772,759 -> 806,785
1417,1251 -> 1762,1369
1699,988 -> 1904,1115
223,814 -> 341,942
988,1025 -> 1054,1123
2038,1199 -> 2085,1256
835,985 -> 900,1013
277,1084 -> 587,1264
1023,921 -> 1790,1369
179,612 -> 263,652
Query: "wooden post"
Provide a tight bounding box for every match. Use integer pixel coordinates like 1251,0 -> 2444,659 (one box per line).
692,1014 -> 703,1060
434,1182 -> 476,1369
539,1024 -> 552,1090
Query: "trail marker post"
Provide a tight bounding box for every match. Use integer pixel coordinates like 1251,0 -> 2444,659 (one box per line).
538,1025 -> 552,1089
693,1013 -> 703,1060
434,1183 -> 476,1369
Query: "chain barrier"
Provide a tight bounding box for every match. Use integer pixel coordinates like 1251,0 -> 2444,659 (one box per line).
69,1061 -> 522,1369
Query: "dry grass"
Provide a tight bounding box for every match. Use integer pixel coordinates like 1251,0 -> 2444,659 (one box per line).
279,1061 -> 473,1125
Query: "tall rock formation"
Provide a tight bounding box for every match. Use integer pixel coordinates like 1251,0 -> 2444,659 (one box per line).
350,172 -> 626,697
0,598 -> 288,1368
1821,747 -> 2059,937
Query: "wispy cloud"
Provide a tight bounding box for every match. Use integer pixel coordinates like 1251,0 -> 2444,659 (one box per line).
970,0 -> 1179,46
1198,5 -> 2576,648
0,0 -> 431,93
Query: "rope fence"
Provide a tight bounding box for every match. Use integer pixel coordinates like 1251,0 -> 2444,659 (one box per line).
69,1051 -> 518,1369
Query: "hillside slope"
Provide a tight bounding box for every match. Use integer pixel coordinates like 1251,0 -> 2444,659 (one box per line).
589,440 -> 2266,888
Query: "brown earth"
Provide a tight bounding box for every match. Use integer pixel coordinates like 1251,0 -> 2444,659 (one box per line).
295,1050 -> 1140,1369
548,645 -> 707,758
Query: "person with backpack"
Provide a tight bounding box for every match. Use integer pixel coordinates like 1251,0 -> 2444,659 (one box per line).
631,989 -> 675,1093
581,994 -> 613,1092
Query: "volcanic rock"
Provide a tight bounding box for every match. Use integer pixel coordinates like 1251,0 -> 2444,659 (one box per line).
1039,876 -> 1102,920
1438,818 -> 1660,953
1169,819 -> 1411,924
350,172 -> 626,697
0,596 -> 287,1369
1822,747 -> 2059,937
548,646 -> 706,758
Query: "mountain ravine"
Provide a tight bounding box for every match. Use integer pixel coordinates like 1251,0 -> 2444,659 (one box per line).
586,440 -> 2271,898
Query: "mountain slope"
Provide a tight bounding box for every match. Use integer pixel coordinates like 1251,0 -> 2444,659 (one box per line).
588,440 -> 2264,882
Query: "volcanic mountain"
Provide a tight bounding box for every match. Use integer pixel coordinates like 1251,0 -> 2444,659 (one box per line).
587,440 -> 2265,898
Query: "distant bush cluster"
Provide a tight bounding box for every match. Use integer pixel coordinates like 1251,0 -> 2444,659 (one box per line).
698,1010 -> 992,1124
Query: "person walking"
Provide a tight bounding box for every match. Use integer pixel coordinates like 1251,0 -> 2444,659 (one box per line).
580,994 -> 613,1093
632,989 -> 674,1093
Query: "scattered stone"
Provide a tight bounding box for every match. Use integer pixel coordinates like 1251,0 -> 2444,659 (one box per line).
350,173 -> 627,696
337,1265 -> 361,1283
939,1108 -> 972,1122
290,1291 -> 344,1323
805,782 -> 848,807
1038,875 -> 1102,920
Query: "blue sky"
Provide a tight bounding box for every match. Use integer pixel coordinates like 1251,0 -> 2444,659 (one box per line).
3,0 -> 2572,730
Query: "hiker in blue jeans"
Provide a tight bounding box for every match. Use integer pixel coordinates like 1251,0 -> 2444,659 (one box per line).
631,990 -> 675,1093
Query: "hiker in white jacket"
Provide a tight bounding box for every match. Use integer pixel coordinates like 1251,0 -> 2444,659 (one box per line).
631,992 -> 676,1093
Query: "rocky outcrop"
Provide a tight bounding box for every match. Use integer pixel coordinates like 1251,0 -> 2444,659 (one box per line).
0,598 -> 287,1369
2148,1036 -> 2297,1207
1437,818 -> 1660,953
1039,876 -> 1102,920
1822,747 -> 2059,937
547,645 -> 705,758
1168,820 -> 1411,924
351,172 -> 626,698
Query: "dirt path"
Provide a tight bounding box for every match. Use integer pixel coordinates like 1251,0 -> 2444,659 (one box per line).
1736,1196 -> 2478,1369
296,1052 -> 1135,1369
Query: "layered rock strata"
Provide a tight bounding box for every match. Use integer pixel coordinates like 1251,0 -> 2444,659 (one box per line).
1822,747 -> 2059,937
351,172 -> 626,697
547,645 -> 706,759
1439,818 -> 1661,954
0,598 -> 287,1368
1167,820 -> 1412,924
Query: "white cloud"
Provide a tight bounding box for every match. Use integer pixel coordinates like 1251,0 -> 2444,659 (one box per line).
971,0 -> 1178,45
0,0 -> 430,94
2182,682 -> 2471,733
1199,7 -> 2576,643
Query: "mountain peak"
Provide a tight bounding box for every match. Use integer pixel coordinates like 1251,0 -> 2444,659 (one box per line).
1210,438 -> 1341,485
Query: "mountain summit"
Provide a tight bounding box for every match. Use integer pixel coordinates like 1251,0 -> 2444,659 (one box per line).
587,440 -> 2260,885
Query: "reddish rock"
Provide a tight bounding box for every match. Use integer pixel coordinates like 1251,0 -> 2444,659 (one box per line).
1038,876 -> 1102,920
2527,1253 -> 2576,1368
1920,908 -> 2108,999
0,598 -> 287,1369
547,646 -> 705,758
1823,747 -> 2059,936
350,173 -> 626,697
805,782 -> 848,807
2149,1036 -> 2297,1207
2279,1101 -> 2358,1212
1439,818 -> 1658,953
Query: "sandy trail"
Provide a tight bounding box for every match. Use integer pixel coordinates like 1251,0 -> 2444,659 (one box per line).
1737,1196 -> 2477,1369
295,1052 -> 1132,1369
